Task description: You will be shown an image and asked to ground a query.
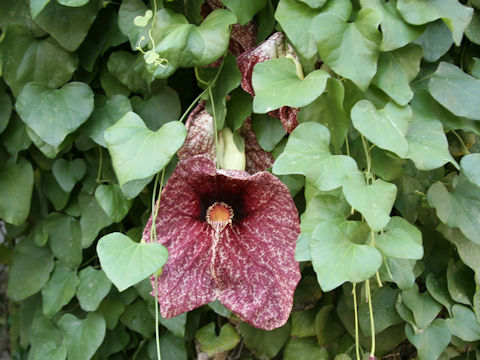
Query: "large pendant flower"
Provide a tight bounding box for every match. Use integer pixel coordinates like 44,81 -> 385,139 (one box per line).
237,32 -> 300,133
143,155 -> 301,330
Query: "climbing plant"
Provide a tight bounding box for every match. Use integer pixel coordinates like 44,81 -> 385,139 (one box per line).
1,0 -> 480,359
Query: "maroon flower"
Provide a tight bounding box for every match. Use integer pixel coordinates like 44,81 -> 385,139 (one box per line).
237,32 -> 300,133
177,101 -> 274,174
143,155 -> 301,330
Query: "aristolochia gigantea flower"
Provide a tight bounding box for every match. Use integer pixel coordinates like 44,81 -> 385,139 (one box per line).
143,155 -> 301,330
237,32 -> 301,133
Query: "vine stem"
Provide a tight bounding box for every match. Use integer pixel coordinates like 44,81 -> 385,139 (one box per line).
360,134 -> 372,183
352,283 -> 361,360
150,169 -> 165,360
366,279 -> 376,359
96,146 -> 103,184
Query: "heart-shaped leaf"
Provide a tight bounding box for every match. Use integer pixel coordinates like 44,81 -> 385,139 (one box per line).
375,216 -> 423,259
97,232 -> 169,291
351,100 -> 411,157
85,94 -> 132,147
361,0 -> 425,51
150,9 -> 237,78
343,171 -> 397,231
405,319 -> 451,360
238,321 -> 291,359
273,122 -> 357,191
426,273 -> 454,317
312,1 -> 382,90
428,62 -> 480,120
223,0 -> 267,25
252,58 -> 329,113
195,322 -> 241,357
104,112 -> 186,186
402,284 -> 442,329
79,192 -> 113,248
41,262 -> 79,318
0,158 -> 34,225
427,179 -> 480,244
76,266 -> 112,312
406,91 -> 458,170
16,82 -> 94,147
52,158 -> 86,192
461,153 -> 480,187
447,259 -> 475,306
446,305 -> 480,341
397,0 -> 472,45
58,313 -> 106,360
310,221 -> 382,291
94,184 -> 132,222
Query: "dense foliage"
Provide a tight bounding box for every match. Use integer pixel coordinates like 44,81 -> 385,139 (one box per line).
1,0 -> 480,359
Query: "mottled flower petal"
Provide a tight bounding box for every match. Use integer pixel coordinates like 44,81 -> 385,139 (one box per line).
143,155 -> 300,330
237,32 -> 300,133
177,102 -> 216,162
178,103 -> 273,173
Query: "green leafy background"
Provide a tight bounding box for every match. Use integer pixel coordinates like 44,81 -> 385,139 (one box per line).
1,0 -> 480,359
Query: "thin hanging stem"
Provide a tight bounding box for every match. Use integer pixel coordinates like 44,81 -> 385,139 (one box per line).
366,279 -> 376,359
352,283 -> 361,360
360,134 -> 372,183
96,146 -> 103,184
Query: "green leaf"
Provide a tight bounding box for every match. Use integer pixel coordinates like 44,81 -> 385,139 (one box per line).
151,9 -> 237,78
427,180 -> 480,244
315,304 -> 345,346
225,88 -> 253,131
291,309 -> 316,338
223,0 -> 267,25
446,305 -> 480,341
425,273 -> 454,317
273,122 -> 357,191
405,319 -> 451,360
205,53 -> 241,129
95,324 -> 130,359
78,192 -> 113,248
44,213 -> 83,268
251,113 -> 286,152
158,313 -> 187,338
97,232 -> 168,291
85,95 -> 132,147
3,115 -> 32,158
57,0 -> 89,7
0,158 -> 34,225
76,267 -> 112,312
372,44 -> 423,106
52,158 -> 86,192
343,171 -> 397,231
361,0 -> 424,51
238,321 -> 291,359
131,86 -> 181,131
33,0 -> 100,51
97,298 -> 125,329
402,284 -> 442,329
447,259 -> 475,306
29,308 -> 67,360
274,0 -> 322,59
465,11 -> 480,45
58,313 -> 106,360
406,91 -> 457,170
283,337 -> 328,360
120,299 -> 154,337
0,87 -> 12,134
375,217 -> 423,259
94,184 -> 132,222
312,1 -> 382,90
16,82 -> 94,147
310,221 -> 382,291
382,258 -> 416,290
298,78 -> 348,153
359,286 -> 402,334
7,236 -> 54,302
397,0 -> 473,45
351,101 -> 411,157
195,322 -> 241,357
104,112 -> 186,186
252,58 -> 329,113
428,62 -> 480,121
461,153 -> 480,187
107,51 -> 151,95
30,0 -> 52,19
414,20 -> 453,62
118,0 -> 151,49
0,25 -> 78,96
439,224 -> 480,282
41,262 -> 79,318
